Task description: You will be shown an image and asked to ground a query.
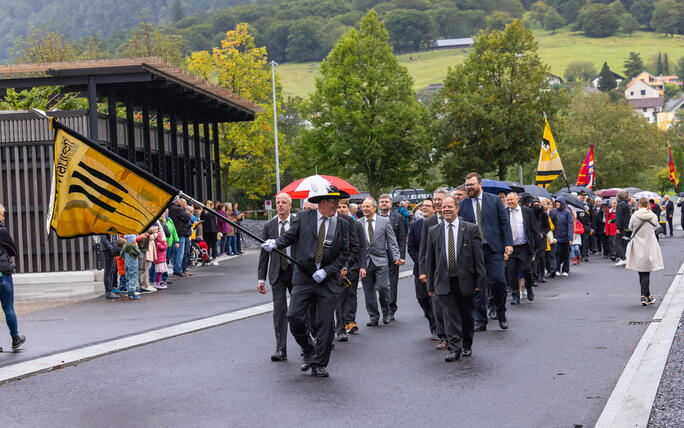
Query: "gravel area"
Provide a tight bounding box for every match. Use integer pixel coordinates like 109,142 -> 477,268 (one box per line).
649,312 -> 684,427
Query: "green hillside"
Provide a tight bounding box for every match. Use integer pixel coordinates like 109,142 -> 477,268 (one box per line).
278,28 -> 684,99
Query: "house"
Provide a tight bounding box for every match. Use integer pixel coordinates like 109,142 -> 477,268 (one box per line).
547,74 -> 563,86
430,38 -> 474,50
657,95 -> 684,130
626,71 -> 664,94
659,75 -> 683,89
591,71 -> 625,88
625,80 -> 660,100
626,97 -> 664,123
428,83 -> 445,91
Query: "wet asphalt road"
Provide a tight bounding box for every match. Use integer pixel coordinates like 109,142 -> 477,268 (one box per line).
1,237 -> 684,427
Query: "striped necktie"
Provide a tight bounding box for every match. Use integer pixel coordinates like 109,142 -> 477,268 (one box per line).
315,217 -> 326,263
368,218 -> 374,241
476,198 -> 484,241
448,223 -> 457,276
279,221 -> 288,270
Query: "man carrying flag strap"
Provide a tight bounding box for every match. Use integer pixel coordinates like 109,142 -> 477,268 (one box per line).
535,117 -> 565,189
668,144 -> 679,191
576,144 -> 595,189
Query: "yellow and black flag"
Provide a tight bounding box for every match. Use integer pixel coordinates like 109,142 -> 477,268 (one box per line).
534,118 -> 565,189
46,120 -> 178,238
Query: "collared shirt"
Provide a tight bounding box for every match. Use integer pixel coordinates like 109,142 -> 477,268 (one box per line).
443,217 -> 459,265
316,210 -> 330,270
363,214 -> 376,243
279,215 -> 292,259
470,192 -> 483,225
509,206 -> 527,246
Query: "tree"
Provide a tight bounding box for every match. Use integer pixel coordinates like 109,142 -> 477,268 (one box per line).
543,7 -> 565,33
558,92 -> 667,189
630,0 -> 655,27
564,61 -> 596,82
298,10 -> 430,197
285,17 -> 326,62
171,0 -> 185,23
577,3 -> 620,37
121,21 -> 184,65
383,9 -> 437,53
656,52 -> 664,75
656,167 -> 675,195
597,62 -> 617,92
530,1 -> 550,27
651,0 -> 684,37
664,83 -> 681,100
487,11 -> 515,31
677,56 -> 684,78
12,25 -> 76,63
440,20 -> 564,180
664,53 -> 670,74
624,52 -> 645,79
620,13 -> 640,36
186,23 -> 287,200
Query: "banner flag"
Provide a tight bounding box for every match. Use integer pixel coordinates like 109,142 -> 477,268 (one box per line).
534,118 -> 565,188
576,144 -> 595,189
46,121 -> 178,238
669,144 -> 679,189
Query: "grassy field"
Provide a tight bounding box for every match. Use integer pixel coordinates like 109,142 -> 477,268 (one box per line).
277,28 -> 684,99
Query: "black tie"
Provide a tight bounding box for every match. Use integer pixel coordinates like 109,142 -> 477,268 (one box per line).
315,218 -> 326,264
279,221 -> 288,270
448,224 -> 457,276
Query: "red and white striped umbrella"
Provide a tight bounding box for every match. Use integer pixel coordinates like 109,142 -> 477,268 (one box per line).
279,174 -> 359,199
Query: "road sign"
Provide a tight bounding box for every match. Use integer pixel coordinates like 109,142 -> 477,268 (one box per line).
265,200 -> 272,211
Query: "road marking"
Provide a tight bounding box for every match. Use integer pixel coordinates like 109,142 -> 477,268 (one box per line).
595,261 -> 684,427
0,270 -> 413,385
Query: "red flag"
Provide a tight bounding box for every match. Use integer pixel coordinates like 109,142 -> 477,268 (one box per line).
669,144 -> 679,190
576,144 -> 595,189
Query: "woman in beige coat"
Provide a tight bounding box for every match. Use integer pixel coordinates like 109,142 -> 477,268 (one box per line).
626,197 -> 664,306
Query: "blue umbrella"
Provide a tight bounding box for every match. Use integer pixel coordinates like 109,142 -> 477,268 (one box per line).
481,179 -> 511,195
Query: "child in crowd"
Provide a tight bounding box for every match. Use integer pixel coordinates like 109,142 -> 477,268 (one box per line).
137,230 -> 155,293
572,216 -> 584,265
115,238 -> 127,293
154,227 -> 168,289
120,235 -> 141,300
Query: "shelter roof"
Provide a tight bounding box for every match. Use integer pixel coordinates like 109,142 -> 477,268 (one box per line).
627,97 -> 664,108
0,57 -> 263,123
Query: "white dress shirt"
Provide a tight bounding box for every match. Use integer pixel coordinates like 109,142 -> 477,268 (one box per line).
363,214 -> 376,243
509,206 -> 526,246
316,210 -> 329,270
470,192 -> 483,226
259,214 -> 292,283
443,217 -> 459,265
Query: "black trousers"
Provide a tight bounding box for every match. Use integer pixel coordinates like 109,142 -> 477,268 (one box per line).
667,216 -> 674,235
272,265 -> 293,353
414,275 -> 435,334
615,233 -> 628,260
288,279 -> 339,368
475,244 -> 507,324
103,255 -> 117,294
204,232 -> 217,260
638,271 -> 651,296
580,233 -> 590,258
388,261 -> 399,315
507,245 -> 533,299
438,277 -> 474,352
555,242 -> 570,273
335,270 -> 359,333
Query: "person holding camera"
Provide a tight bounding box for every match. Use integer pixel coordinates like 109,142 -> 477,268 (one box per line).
0,203 -> 25,351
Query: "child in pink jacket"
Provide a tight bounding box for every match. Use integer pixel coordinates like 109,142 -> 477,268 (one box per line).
154,231 -> 169,289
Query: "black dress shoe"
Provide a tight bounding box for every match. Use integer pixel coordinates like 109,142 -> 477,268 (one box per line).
462,348 -> 472,357
445,351 -> 461,362
311,365 -> 329,377
270,351 -> 287,362
337,333 -> 348,342
499,319 -> 509,329
388,313 -> 395,321
300,349 -> 313,371
474,323 -> 487,332
511,297 -> 520,305
527,288 -> 534,301
382,316 -> 390,325
366,320 -> 378,327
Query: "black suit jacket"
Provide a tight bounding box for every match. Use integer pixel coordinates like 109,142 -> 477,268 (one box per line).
258,216 -> 295,285
666,200 -> 674,216
425,220 -> 487,297
381,210 -> 406,259
275,209 -> 349,293
338,213 -> 364,272
418,214 -> 440,276
506,206 -> 542,254
407,218 -> 423,275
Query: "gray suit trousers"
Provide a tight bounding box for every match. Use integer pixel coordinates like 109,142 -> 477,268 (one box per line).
388,261 -> 399,315
362,261 -> 390,321
272,265 -> 293,353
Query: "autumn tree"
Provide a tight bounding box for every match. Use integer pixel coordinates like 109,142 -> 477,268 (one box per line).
186,23 -> 286,200
121,20 -> 184,65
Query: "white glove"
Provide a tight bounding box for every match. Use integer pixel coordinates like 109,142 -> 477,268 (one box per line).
261,239 -> 276,252
312,269 -> 327,283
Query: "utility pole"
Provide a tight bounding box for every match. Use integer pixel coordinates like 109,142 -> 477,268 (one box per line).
271,60 -> 281,193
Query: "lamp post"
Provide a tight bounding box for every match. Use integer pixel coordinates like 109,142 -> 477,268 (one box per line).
271,60 -> 281,193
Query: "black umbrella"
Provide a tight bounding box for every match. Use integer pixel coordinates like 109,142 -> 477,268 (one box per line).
504,181 -> 524,193
559,193 -> 585,210
349,191 -> 371,204
523,185 -> 551,199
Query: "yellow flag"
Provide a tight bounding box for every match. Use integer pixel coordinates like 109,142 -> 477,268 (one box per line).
47,123 -> 177,238
534,118 -> 565,189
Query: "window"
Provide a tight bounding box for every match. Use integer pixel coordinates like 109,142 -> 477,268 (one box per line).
630,91 -> 634,96
641,90 -> 646,95
643,108 -> 647,112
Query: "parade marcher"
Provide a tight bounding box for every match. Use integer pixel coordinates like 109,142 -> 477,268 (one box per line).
505,193 -> 542,305
614,190 -> 632,266
334,198 -> 364,341
258,193 -> 296,362
419,188 -> 449,349
261,185 -> 350,378
459,173 -> 513,331
451,185 -> 467,202
378,194 -> 406,321
625,197 -> 663,305
407,198 -> 436,338
577,191 -> 592,262
0,204 -> 25,351
549,197 -> 574,276
358,197 -> 400,326
531,197 -> 550,284
663,195 -> 674,236
591,198 -> 605,255
425,196 -> 486,362
541,198 -> 556,278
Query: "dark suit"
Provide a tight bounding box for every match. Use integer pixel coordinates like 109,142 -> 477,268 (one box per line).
426,219 -> 486,352
459,192 -> 513,324
577,206 -> 592,258
591,205 -> 605,254
335,213 -> 366,334
407,218 -> 435,334
665,200 -> 674,235
275,209 -> 349,368
505,206 -> 541,301
258,216 -> 295,354
418,213 -> 444,338
380,210 -> 407,316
